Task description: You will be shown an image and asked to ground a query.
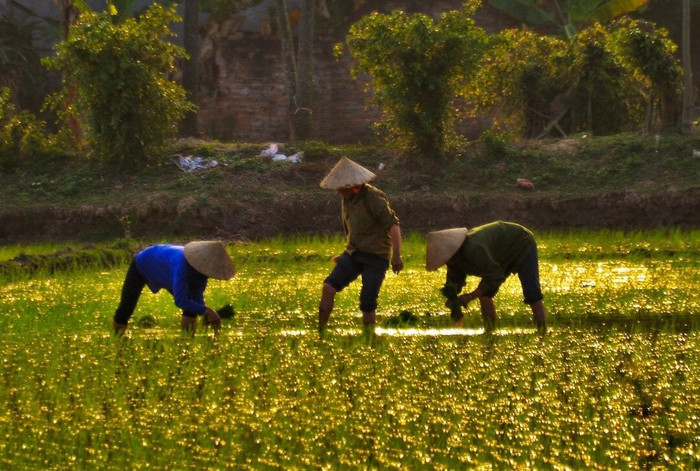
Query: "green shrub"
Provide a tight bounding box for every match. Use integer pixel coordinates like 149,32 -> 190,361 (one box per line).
470,18 -> 682,138
569,23 -> 643,135
43,4 -> 194,167
478,129 -> 514,157
0,87 -> 54,171
468,30 -> 571,138
343,1 -> 489,159
611,18 -> 682,131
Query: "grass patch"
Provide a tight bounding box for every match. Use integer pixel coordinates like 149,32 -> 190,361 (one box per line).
2,134 -> 699,212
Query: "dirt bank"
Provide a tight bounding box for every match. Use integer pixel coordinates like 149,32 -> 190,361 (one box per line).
2,187 -> 698,244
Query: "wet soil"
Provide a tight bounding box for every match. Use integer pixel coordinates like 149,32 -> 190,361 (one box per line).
1,187 -> 698,244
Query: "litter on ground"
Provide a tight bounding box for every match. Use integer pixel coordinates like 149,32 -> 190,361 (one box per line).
260,143 -> 303,163
173,155 -> 219,172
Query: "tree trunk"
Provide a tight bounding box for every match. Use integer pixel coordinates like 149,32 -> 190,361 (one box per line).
681,0 -> 693,135
294,0 -> 314,141
180,0 -> 200,137
275,0 -> 298,143
587,89 -> 593,134
62,0 -> 82,145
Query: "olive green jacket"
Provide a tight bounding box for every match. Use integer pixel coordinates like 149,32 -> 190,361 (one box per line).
341,184 -> 400,261
446,221 -> 535,297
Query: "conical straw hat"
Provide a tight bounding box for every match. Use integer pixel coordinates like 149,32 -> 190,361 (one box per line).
184,241 -> 236,280
426,228 -> 468,271
320,157 -> 376,190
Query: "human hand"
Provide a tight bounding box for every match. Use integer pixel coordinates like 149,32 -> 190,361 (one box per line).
440,283 -> 463,321
445,294 -> 471,308
112,320 -> 127,336
391,255 -> 403,274
458,293 -> 472,308
203,307 -> 221,331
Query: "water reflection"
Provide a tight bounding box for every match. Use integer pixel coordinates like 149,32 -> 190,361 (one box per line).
99,318 -> 700,341
279,326 -> 535,337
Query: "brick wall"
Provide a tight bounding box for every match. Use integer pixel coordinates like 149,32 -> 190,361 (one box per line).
197,36 -> 379,143
196,1 -> 515,144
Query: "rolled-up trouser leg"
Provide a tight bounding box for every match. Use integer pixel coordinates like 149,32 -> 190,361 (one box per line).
517,245 -> 546,331
517,245 -> 544,304
321,253 -> 360,328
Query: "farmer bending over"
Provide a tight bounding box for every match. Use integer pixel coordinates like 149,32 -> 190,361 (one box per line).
426,221 -> 546,333
318,157 -> 403,332
113,241 -> 235,334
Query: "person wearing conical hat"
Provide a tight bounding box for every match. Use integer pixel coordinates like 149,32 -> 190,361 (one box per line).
318,157 -> 403,331
113,241 -> 236,334
426,221 -> 546,333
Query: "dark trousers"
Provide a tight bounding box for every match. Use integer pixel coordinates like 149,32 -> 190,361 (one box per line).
324,251 -> 389,312
516,245 -> 544,304
114,260 -> 146,325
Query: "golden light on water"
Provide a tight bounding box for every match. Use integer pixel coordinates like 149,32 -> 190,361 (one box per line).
280,327 -> 490,337
0,233 -> 698,468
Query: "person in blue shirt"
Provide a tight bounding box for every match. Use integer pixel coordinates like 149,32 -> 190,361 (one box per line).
113,241 -> 235,334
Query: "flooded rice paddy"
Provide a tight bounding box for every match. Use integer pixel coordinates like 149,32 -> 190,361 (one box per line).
0,232 -> 698,468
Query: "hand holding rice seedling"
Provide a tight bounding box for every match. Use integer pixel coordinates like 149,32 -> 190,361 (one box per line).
440,282 -> 464,322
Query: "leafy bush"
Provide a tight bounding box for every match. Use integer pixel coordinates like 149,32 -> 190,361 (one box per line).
569,23 -> 643,135
342,1 -> 489,159
0,87 -> 54,171
611,18 -> 682,131
470,18 -> 682,138
43,4 -> 194,167
468,30 -> 571,138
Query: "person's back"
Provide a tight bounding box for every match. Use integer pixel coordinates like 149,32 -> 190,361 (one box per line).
427,221 -> 546,333
465,221 -> 535,277
113,241 -> 235,334
135,244 -> 188,293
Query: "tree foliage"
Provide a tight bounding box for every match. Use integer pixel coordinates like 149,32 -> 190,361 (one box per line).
0,14 -> 44,110
487,0 -> 650,39
608,18 -> 682,131
569,22 -> 642,135
469,17 -> 681,137
343,2 -> 489,158
466,30 -> 571,138
0,87 -> 56,172
43,4 -> 193,167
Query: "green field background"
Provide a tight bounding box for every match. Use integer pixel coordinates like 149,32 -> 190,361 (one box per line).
0,231 -> 698,468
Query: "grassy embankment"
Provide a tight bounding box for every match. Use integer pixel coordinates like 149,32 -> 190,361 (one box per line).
3,133 -> 699,210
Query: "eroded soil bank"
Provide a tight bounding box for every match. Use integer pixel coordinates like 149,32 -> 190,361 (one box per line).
2,187 -> 698,244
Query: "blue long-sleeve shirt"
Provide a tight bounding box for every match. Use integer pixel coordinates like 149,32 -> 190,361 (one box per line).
134,244 -> 208,315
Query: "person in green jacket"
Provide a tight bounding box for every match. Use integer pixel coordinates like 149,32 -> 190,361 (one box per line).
426,221 -> 546,332
318,157 -> 403,332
